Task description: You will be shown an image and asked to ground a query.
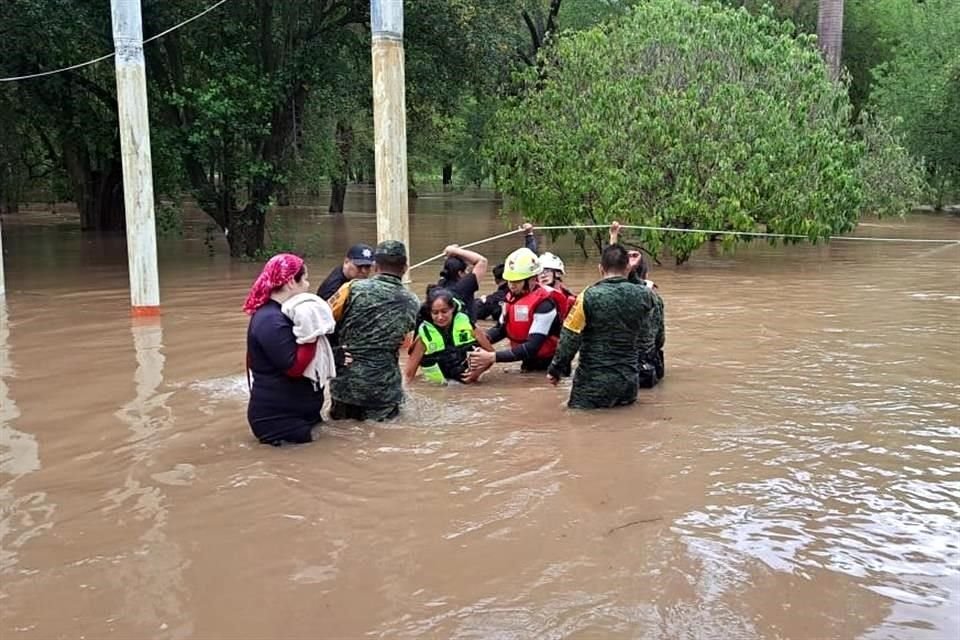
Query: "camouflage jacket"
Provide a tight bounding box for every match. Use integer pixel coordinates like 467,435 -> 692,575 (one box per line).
548,276 -> 657,409
328,273 -> 420,415
627,270 -> 664,371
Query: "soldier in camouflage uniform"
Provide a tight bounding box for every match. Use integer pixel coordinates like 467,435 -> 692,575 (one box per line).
328,240 -> 420,421
547,244 -> 657,409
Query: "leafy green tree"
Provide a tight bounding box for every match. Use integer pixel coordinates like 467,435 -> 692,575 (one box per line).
145,1 -> 368,257
869,0 -> 960,208
487,0 -> 869,264
1,0 -> 128,230
856,112 -> 927,217
842,0 -> 917,116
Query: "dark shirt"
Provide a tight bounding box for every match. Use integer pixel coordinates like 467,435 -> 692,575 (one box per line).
525,233 -> 538,253
246,301 -> 323,444
441,273 -> 479,320
476,283 -> 508,321
317,265 -> 348,300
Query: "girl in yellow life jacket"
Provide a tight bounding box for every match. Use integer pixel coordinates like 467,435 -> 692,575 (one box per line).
404,288 -> 494,384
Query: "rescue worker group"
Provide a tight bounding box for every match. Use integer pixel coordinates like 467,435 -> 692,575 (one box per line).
243,222 -> 666,446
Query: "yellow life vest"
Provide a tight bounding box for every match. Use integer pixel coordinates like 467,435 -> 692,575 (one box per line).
417,311 -> 476,383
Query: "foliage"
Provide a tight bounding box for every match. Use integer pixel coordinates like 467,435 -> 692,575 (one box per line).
856,113 -> 927,217
842,0 -> 917,116
144,1 -> 368,256
869,0 -> 960,208
155,201 -> 184,238
487,0 -> 867,264
1,0 -> 125,228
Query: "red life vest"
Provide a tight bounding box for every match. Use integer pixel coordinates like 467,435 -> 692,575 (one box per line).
557,285 -> 577,317
504,285 -> 560,361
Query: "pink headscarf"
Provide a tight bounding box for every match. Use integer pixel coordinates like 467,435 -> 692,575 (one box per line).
243,253 -> 305,314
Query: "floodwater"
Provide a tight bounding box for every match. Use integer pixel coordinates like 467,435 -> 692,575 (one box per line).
1,188 -> 958,639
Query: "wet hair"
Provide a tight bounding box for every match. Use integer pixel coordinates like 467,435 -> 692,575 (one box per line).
492,263 -> 505,283
636,253 -> 649,280
438,256 -> 467,287
375,254 -> 406,274
419,286 -> 457,323
601,243 -> 629,273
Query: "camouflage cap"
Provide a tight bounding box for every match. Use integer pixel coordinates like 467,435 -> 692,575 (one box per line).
375,240 -> 407,258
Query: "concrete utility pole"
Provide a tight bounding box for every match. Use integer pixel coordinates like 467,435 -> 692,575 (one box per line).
111,0 -> 160,316
370,0 -> 410,255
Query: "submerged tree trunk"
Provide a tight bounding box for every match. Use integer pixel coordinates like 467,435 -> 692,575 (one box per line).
329,120 -> 353,214
275,183 -> 291,206
64,147 -> 126,232
329,179 -> 347,213
226,206 -> 266,257
817,0 -> 845,81
442,163 -> 453,185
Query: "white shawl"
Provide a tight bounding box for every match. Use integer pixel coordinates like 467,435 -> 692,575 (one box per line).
280,293 -> 337,390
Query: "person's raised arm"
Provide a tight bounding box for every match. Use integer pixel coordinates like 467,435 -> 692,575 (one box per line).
521,223 -> 539,253
444,245 -> 488,281
608,220 -> 622,247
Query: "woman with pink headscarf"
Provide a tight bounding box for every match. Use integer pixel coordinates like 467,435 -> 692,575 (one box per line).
244,253 -> 326,445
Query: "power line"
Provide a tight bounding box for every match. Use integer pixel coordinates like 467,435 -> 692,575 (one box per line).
0,0 -> 233,83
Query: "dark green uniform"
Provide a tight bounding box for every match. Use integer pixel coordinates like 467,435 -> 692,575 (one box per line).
548,276 -> 656,409
651,291 -> 665,379
328,245 -> 419,421
627,271 -> 665,386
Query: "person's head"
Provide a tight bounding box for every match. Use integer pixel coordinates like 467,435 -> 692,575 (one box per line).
424,286 -> 458,329
634,251 -> 649,280
492,263 -> 506,286
242,253 -> 309,313
600,243 -> 629,277
502,247 -> 542,297
373,240 -> 408,276
537,252 -> 565,287
342,243 -> 374,279
439,256 -> 467,286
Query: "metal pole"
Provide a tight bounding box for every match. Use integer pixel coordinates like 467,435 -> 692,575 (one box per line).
370,0 -> 410,256
111,0 -> 160,316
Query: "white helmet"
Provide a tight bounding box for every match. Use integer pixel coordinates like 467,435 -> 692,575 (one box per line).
539,252 -> 565,274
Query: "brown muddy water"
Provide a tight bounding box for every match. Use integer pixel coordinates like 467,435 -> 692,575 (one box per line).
1,188 -> 959,639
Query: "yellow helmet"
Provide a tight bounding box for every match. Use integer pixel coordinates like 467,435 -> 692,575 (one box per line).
502,247 -> 542,282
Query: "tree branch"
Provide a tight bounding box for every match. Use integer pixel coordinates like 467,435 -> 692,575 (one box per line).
522,10 -> 541,54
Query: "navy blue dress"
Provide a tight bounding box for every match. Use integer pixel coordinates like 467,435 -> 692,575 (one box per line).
246,300 -> 323,445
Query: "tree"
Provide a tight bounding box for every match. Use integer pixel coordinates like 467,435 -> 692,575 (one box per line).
145,0 -> 367,257
0,0 -> 129,230
869,0 -> 960,208
841,0 -> 916,116
487,0 -> 869,264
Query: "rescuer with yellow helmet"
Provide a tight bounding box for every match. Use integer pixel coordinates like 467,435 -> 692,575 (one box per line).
467,247 -> 569,376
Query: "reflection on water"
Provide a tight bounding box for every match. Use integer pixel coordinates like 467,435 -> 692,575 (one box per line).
0,198 -> 958,639
0,301 -> 35,476
0,300 -> 52,578
101,320 -> 192,640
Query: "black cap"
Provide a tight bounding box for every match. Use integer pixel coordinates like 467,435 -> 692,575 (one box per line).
346,243 -> 374,266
